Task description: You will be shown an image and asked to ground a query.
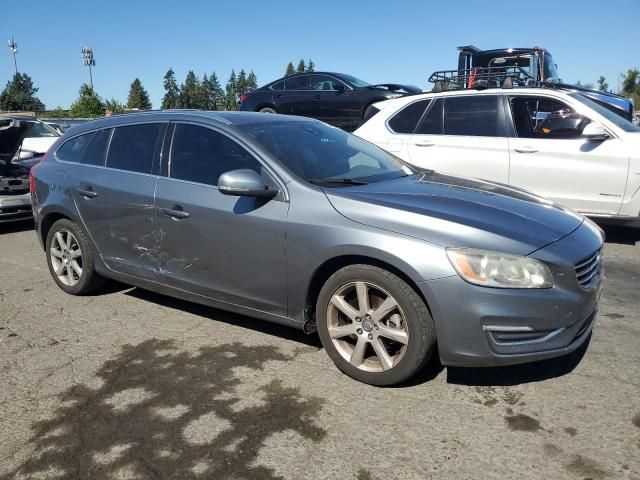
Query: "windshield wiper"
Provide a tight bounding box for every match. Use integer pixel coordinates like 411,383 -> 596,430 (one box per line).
308,178 -> 368,186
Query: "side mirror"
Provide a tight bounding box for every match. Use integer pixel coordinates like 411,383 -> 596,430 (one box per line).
334,83 -> 346,93
582,122 -> 610,141
218,169 -> 278,198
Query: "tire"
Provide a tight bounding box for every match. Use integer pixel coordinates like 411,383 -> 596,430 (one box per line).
316,264 -> 436,386
258,106 -> 277,114
45,218 -> 106,295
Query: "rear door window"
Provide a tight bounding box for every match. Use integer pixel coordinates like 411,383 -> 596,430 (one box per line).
443,95 -> 498,136
388,100 -> 430,134
284,75 -> 311,91
81,129 -> 111,166
106,124 -> 162,174
416,98 -> 444,134
55,132 -> 95,163
170,124 -> 262,186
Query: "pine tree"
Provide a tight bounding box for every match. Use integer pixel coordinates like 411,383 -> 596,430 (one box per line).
296,59 -> 306,73
224,70 -> 238,111
69,84 -> 105,118
127,78 -> 152,110
236,69 -> 248,95
246,71 -> 258,91
0,73 -> 45,111
203,72 -> 224,110
306,59 -> 315,72
597,76 -> 609,92
161,68 -> 180,109
105,98 -> 125,114
179,71 -> 201,109
285,62 -> 295,76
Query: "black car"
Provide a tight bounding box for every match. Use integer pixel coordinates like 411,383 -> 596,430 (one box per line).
239,72 -> 421,131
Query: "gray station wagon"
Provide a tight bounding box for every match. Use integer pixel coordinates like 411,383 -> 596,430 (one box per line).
30,111 -> 603,385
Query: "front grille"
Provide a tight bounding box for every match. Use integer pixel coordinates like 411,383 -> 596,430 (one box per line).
574,248 -> 602,289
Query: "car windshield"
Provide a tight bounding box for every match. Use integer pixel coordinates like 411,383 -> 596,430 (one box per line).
25,122 -> 60,138
239,121 -> 413,185
338,74 -> 370,88
570,93 -> 640,132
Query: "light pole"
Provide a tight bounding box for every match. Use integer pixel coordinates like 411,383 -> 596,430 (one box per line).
81,46 -> 96,89
8,36 -> 18,75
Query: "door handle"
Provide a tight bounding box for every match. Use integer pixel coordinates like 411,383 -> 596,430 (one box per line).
162,206 -> 190,219
414,141 -> 435,147
274,94 -> 282,99
514,147 -> 538,154
314,95 -> 323,100
76,187 -> 98,198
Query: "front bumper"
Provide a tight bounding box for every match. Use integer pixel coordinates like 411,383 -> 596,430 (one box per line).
419,221 -> 603,367
0,192 -> 33,223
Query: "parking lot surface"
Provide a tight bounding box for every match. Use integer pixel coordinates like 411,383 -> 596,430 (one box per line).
0,220 -> 639,480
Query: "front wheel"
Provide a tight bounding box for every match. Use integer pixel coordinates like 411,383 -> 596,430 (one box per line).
317,265 -> 436,386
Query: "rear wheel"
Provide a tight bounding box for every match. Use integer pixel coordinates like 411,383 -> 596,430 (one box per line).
317,265 -> 436,386
46,219 -> 106,295
258,106 -> 277,114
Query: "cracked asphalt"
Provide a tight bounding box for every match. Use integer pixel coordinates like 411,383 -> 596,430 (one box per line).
0,220 -> 639,480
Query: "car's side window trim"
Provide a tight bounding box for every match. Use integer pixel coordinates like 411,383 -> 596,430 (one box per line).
311,74 -> 351,92
165,121 -> 289,202
270,74 -> 351,92
413,97 -> 443,135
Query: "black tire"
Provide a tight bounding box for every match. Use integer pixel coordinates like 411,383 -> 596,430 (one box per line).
45,218 -> 106,295
316,264 -> 436,386
258,106 -> 277,114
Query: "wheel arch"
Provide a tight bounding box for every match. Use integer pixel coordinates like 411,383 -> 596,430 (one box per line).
38,209 -> 77,250
303,254 -> 432,332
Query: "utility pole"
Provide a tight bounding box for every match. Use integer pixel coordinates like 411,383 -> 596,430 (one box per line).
8,36 -> 18,75
81,46 -> 96,89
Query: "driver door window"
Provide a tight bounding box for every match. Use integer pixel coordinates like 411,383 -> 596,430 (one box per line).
509,97 -> 590,139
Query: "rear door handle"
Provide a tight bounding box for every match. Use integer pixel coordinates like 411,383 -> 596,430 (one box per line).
414,141 -> 435,147
162,206 -> 190,219
76,187 -> 98,198
514,147 -> 538,154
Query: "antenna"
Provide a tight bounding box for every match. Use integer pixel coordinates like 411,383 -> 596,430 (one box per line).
81,46 -> 96,89
8,36 -> 18,75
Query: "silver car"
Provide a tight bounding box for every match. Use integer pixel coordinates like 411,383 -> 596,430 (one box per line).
31,111 -> 603,385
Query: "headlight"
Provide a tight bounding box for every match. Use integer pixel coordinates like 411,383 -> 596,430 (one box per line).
446,248 -> 554,289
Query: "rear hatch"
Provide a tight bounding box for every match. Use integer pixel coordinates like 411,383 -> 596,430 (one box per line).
0,117 -> 36,194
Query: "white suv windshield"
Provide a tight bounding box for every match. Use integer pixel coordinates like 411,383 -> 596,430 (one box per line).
570,93 -> 640,132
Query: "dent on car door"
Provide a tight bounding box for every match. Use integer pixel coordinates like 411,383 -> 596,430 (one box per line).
506,95 -> 627,214
154,123 -> 289,315
66,123 -> 167,280
407,95 -> 510,182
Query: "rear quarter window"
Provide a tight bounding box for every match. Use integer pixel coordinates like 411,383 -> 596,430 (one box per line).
55,132 -> 95,163
388,100 -> 430,134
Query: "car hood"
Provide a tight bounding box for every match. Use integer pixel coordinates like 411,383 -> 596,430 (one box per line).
325,172 -> 584,256
0,117 -> 36,171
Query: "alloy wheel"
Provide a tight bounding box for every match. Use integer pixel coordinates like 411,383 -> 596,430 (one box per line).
49,229 -> 83,287
326,281 -> 408,372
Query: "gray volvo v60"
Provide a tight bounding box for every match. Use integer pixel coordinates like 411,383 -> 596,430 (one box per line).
31,111 -> 603,385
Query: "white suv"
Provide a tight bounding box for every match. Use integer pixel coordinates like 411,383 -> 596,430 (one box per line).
355,87 -> 640,223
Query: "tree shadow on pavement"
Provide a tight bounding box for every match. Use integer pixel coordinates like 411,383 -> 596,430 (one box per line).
2,339 -> 326,480
126,288 -> 322,349
446,334 -> 591,387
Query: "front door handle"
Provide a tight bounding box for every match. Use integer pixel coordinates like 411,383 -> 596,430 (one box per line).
514,147 -> 538,154
162,206 -> 190,219
76,187 -> 98,198
414,141 -> 435,147
314,95 -> 323,100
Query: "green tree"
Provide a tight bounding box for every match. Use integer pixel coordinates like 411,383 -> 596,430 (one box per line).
105,98 -> 126,114
236,69 -> 248,95
597,76 -> 609,92
575,80 -> 595,90
306,59 -> 315,72
620,68 -> 640,108
224,70 -> 238,111
161,68 -> 180,109
179,71 -> 202,109
203,72 -> 224,110
0,73 -> 45,111
127,78 -> 152,110
69,84 -> 105,118
285,62 -> 295,76
246,71 -> 258,91
296,59 -> 306,73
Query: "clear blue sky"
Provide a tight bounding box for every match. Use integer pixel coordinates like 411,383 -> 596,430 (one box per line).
1,0 -> 639,109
